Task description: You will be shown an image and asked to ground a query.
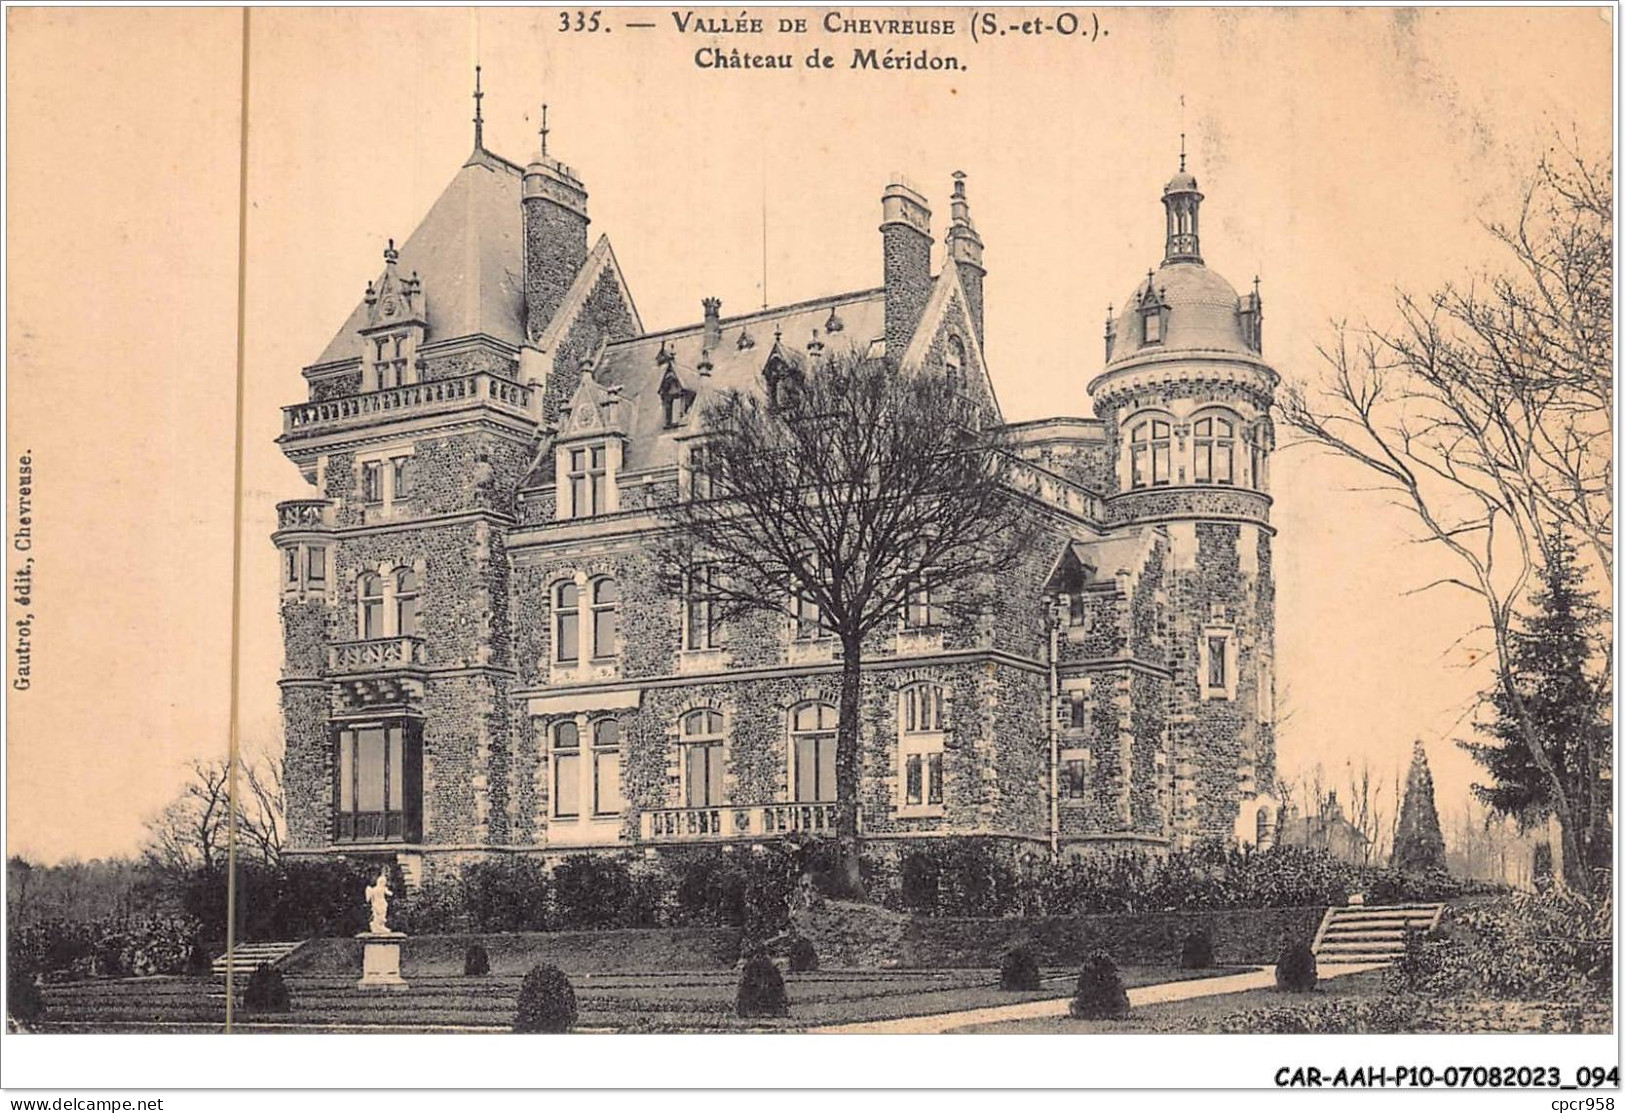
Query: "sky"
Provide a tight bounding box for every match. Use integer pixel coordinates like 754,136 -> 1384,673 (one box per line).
6,6 -> 1613,863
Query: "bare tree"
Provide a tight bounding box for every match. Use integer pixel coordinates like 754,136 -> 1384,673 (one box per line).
662,347 -> 1036,892
140,747 -> 286,873
1279,144 -> 1612,893
1343,758 -> 1388,866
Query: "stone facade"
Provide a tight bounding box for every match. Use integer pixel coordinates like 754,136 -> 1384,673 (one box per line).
273,121 -> 1280,879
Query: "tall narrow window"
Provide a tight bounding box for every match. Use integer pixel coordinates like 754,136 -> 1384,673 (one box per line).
1193,416 -> 1236,485
681,709 -> 726,809
568,445 -> 608,518
1128,419 -> 1171,489
944,335 -> 965,394
359,573 -> 385,639
905,585 -> 937,629
1208,635 -> 1228,689
591,578 -> 620,659
592,718 -> 623,816
899,684 -> 946,809
1251,429 -> 1267,490
792,591 -> 823,640
687,442 -> 715,501
1061,749 -> 1089,801
791,702 -> 838,803
684,564 -> 720,650
361,460 -> 384,503
554,582 -> 580,664
552,721 -> 581,818
391,456 -> 413,501
394,568 -> 419,638
305,546 -> 327,587
284,548 -> 298,586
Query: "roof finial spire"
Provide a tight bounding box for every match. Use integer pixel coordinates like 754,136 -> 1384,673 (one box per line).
473,65 -> 485,151
540,103 -> 550,159
1179,131 -> 1186,174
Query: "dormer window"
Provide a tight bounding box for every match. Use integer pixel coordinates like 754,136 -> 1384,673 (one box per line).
663,392 -> 691,427
1138,282 -> 1169,348
1143,312 -> 1163,344
567,445 -> 607,518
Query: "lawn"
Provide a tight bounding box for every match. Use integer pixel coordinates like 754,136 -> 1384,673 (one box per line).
35,965 -> 1243,1033
950,969 -> 1391,1033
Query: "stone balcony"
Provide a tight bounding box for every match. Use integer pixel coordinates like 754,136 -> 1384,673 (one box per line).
280,372 -> 538,441
328,636 -> 427,675
274,498 -> 334,532
638,801 -> 848,844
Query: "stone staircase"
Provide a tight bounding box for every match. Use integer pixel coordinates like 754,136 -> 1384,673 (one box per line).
1312,902 -> 1444,965
210,941 -> 305,979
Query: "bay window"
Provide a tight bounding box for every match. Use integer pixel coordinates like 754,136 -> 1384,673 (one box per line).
334,721 -> 421,842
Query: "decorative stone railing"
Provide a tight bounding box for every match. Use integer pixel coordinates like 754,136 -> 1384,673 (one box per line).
282,372 -> 537,435
275,499 -> 333,531
639,801 -> 848,843
328,636 -> 427,674
1107,485 -> 1272,526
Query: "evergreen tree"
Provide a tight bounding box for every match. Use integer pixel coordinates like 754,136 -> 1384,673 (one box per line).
1393,741 -> 1447,873
1462,529 -> 1612,886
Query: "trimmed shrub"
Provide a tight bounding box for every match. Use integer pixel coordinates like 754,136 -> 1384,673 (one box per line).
736,953 -> 789,1018
552,855 -> 633,930
1180,931 -> 1215,969
6,958 -> 45,1024
240,963 -> 291,1014
787,936 -> 818,974
514,964 -> 578,1033
1069,951 -> 1130,1019
900,850 -> 942,914
463,942 -> 491,976
185,940 -> 214,976
999,944 -> 1042,991
1275,941 -> 1318,993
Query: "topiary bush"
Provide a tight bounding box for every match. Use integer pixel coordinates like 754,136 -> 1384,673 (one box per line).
514,964 -> 578,1033
999,944 -> 1042,991
735,953 -> 789,1018
1069,951 -> 1130,1019
1180,930 -> 1215,969
464,942 -> 490,976
1275,941 -> 1318,993
787,936 -> 818,974
240,962 -> 291,1014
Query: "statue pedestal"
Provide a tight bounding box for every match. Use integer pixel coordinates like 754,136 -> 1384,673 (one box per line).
356,931 -> 407,990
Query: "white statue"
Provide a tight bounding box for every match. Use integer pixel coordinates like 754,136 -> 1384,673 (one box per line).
365,868 -> 391,934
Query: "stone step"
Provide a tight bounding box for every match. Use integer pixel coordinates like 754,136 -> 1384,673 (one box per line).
1321,929 -> 1412,942
211,942 -> 303,978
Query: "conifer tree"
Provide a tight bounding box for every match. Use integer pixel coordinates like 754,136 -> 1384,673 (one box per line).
1463,528 -> 1612,887
1393,741 -> 1447,873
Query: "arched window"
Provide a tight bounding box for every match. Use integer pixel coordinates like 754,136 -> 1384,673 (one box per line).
554,581 -> 580,664
592,718 -> 623,816
901,683 -> 945,733
393,568 -> 420,638
591,578 -> 620,659
944,335 -> 965,394
790,702 -> 838,803
899,684 -> 945,809
1194,415 -> 1236,486
1128,418 -> 1172,489
681,709 -> 726,809
359,572 -> 385,639
1256,806 -> 1276,851
552,720 -> 581,818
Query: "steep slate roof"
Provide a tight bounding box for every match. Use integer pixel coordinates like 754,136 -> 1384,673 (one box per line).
312,148 -> 527,366
588,289 -> 886,472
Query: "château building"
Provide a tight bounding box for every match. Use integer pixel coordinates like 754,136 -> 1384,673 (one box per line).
273,92 -> 1281,885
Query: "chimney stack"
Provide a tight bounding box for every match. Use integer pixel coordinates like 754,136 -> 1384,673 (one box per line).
945,171 -> 986,349
702,297 -> 723,351
880,180 -> 933,362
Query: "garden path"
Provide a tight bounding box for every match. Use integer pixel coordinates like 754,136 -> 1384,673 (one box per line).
808,962 -> 1387,1034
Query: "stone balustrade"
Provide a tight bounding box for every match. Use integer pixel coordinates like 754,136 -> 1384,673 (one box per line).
282,372 -> 536,435
638,801 -> 847,843
328,636 -> 427,674
275,499 -> 333,531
